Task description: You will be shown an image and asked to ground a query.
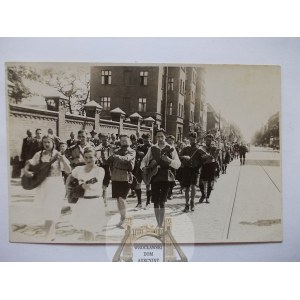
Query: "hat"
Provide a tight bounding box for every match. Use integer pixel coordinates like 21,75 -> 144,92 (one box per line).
141,133 -> 150,139
130,134 -> 137,140
205,133 -> 214,139
189,132 -> 197,139
167,135 -> 176,140
90,129 -> 97,135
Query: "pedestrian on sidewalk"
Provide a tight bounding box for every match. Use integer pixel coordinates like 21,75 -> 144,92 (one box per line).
222,143 -> 231,174
239,143 -> 248,165
141,129 -> 181,228
107,134 -> 136,229
199,134 -> 216,204
179,132 -> 207,212
69,147 -> 106,241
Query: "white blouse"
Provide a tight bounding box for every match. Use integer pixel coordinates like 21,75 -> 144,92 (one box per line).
29,150 -> 65,177
71,165 -> 104,197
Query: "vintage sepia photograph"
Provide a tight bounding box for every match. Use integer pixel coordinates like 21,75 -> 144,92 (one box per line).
7,62 -> 281,247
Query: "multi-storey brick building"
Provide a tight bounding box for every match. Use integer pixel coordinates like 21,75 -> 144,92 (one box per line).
164,67 -> 186,141
90,66 -> 164,126
90,65 -> 206,141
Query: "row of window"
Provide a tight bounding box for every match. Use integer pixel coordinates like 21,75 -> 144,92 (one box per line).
100,97 -> 193,120
100,70 -> 191,93
100,97 -> 147,112
166,102 -> 185,118
100,97 -> 194,122
101,70 -> 148,86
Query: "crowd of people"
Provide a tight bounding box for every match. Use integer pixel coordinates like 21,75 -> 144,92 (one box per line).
19,127 -> 249,241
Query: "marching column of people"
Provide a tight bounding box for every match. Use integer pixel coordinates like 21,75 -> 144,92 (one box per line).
18,126 -> 248,241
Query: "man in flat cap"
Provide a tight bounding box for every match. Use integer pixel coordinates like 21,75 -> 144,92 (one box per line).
90,129 -> 100,147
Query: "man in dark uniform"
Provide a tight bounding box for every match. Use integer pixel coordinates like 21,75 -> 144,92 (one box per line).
20,129 -> 33,168
179,132 -> 207,212
29,128 -> 43,158
67,132 -> 77,148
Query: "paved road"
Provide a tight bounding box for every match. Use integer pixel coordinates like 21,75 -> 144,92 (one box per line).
9,147 -> 282,244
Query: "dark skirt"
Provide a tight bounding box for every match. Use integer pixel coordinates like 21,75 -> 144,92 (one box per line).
151,181 -> 171,204
112,181 -> 130,199
175,167 -> 183,182
200,162 -> 217,182
181,167 -> 199,187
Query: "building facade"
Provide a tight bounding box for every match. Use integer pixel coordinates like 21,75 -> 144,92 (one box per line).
90,66 -> 164,126
90,65 -> 206,141
164,67 -> 186,141
195,68 -> 207,136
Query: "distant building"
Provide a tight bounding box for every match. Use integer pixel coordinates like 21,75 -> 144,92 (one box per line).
268,112 -> 280,148
195,68 -> 207,136
206,103 -> 220,132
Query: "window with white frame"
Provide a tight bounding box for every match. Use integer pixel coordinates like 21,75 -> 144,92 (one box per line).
190,110 -> 194,122
138,98 -> 147,112
100,97 -> 111,110
140,71 -> 148,86
167,102 -> 173,115
101,70 -> 112,85
168,77 -> 174,91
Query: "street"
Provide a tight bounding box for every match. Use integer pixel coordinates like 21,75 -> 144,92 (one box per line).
9,146 -> 282,244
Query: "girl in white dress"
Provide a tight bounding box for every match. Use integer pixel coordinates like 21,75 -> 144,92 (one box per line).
70,147 -> 106,241
23,135 -> 71,241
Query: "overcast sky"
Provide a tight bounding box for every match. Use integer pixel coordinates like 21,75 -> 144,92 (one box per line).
202,65 -> 281,142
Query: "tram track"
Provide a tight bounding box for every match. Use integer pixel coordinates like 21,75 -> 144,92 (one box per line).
225,158 -> 281,239
225,164 -> 241,239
